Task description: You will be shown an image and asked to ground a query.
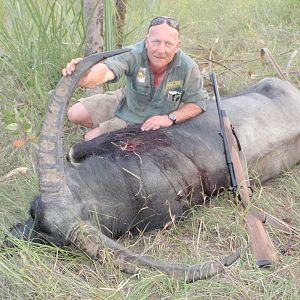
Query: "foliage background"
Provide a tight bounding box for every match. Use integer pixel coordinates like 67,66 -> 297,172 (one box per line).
0,0 -> 299,299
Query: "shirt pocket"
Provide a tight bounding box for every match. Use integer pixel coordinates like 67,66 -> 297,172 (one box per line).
163,89 -> 183,108
153,90 -> 182,113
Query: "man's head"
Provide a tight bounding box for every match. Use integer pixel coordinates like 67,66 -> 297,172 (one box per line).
145,17 -> 180,72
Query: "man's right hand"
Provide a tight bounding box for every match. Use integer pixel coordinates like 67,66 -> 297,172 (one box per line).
62,58 -> 115,88
62,58 -> 83,76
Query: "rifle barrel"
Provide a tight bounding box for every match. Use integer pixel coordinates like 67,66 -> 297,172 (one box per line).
209,73 -> 238,192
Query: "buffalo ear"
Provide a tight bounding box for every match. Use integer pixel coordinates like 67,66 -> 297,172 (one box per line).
4,217 -> 47,247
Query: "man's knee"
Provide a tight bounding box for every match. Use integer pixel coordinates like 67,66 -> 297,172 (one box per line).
83,117 -> 127,141
67,103 -> 93,127
84,127 -> 101,141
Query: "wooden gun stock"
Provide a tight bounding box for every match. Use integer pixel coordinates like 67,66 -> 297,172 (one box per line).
223,115 -> 278,266
210,73 -> 278,267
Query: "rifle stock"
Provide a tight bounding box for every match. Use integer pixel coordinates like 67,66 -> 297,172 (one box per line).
210,73 -> 278,267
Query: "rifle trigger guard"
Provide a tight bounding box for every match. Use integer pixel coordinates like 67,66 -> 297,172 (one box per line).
231,125 -> 242,151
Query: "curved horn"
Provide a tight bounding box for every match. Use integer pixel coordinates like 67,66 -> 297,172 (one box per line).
38,48 -> 132,196
69,222 -> 241,283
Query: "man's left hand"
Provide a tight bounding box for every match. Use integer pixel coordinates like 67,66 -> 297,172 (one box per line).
141,115 -> 173,131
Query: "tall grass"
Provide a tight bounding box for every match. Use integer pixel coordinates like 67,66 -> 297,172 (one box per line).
104,0 -> 117,50
0,0 -> 300,299
0,0 -> 85,99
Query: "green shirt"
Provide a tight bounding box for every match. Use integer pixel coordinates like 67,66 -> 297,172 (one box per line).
105,40 -> 209,124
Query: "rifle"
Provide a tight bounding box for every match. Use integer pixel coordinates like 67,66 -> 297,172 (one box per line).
210,72 -> 278,267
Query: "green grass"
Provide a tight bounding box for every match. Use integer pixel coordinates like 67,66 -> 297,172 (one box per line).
0,0 -> 300,299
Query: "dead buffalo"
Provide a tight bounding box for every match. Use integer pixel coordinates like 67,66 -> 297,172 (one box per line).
6,49 -> 300,283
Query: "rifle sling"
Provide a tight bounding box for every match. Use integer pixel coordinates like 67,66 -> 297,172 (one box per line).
249,206 -> 300,236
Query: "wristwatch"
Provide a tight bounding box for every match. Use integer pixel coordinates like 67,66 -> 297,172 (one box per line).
168,113 -> 177,125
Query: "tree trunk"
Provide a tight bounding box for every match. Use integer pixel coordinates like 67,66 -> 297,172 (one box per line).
83,0 -> 104,94
116,0 -> 128,48
83,0 -> 128,95
84,0 -> 104,56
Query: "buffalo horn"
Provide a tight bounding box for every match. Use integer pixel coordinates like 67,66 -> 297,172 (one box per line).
38,48 -> 132,196
69,222 -> 240,283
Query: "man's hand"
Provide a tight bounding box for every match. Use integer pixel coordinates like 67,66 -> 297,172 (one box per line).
62,59 -> 115,88
141,115 -> 173,131
62,58 -> 83,76
141,103 -> 204,131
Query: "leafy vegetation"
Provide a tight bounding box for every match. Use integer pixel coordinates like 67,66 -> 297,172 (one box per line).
0,0 -> 299,299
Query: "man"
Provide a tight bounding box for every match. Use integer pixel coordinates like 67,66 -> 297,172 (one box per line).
63,16 -> 209,141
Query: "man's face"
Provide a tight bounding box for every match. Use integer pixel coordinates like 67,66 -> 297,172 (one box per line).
145,23 -> 180,71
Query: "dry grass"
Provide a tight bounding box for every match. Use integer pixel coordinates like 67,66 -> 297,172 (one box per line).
0,0 -> 300,299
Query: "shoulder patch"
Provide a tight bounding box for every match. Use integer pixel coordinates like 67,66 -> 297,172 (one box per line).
136,67 -> 147,83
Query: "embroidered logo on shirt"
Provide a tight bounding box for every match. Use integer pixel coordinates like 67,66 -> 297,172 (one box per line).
166,80 -> 183,90
136,67 -> 147,83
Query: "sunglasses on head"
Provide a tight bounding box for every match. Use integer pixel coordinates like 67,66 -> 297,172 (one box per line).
148,16 -> 180,32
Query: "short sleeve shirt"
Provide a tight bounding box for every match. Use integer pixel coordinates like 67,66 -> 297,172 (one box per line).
104,40 -> 209,124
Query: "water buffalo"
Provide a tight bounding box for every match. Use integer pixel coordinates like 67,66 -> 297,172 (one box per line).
7,49 -> 300,283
